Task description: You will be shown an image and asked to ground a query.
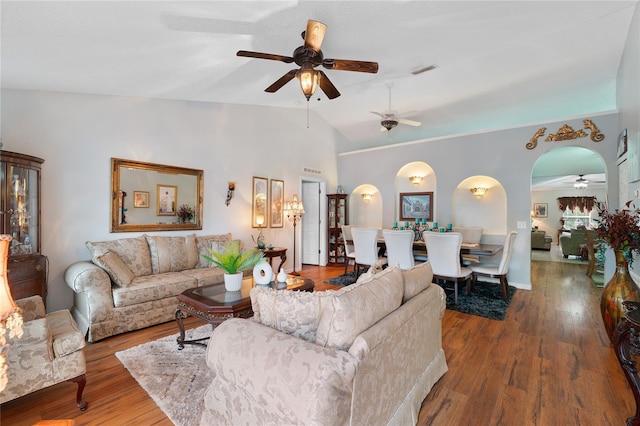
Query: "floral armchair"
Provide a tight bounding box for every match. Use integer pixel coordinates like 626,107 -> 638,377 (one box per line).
0,295 -> 87,410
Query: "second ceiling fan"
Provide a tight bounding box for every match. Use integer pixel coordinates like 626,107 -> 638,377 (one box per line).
237,19 -> 379,101
371,83 -> 422,132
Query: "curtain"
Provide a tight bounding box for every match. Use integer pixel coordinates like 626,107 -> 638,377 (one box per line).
557,196 -> 597,213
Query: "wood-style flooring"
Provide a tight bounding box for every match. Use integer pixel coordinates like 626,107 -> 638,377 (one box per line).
0,260 -> 634,425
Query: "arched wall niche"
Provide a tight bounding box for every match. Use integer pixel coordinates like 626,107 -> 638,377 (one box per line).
453,176 -> 507,235
394,161 -> 436,223
350,184 -> 383,229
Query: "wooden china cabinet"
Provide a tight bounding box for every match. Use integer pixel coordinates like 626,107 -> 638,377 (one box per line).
327,194 -> 348,266
0,150 -> 47,306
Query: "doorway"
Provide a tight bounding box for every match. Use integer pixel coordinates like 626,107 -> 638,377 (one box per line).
300,179 -> 327,266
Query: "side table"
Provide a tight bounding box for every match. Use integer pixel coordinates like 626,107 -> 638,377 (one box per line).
261,247 -> 287,273
614,301 -> 640,426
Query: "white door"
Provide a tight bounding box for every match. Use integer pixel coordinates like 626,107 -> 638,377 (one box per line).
301,182 -> 321,265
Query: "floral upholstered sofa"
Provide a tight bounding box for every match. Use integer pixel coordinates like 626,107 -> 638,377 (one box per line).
65,233 -> 237,342
200,262 -> 448,425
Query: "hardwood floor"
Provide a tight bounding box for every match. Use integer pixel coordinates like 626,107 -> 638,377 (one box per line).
0,261 -> 634,425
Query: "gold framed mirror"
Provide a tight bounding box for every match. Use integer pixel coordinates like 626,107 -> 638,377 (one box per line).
111,158 -> 203,232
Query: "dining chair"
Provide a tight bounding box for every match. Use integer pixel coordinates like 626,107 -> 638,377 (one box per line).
423,231 -> 472,304
382,229 -> 415,269
351,227 -> 388,278
469,231 -> 517,300
341,225 -> 357,275
453,226 -> 483,265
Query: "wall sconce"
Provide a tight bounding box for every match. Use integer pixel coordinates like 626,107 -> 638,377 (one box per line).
225,182 -> 235,206
470,187 -> 488,198
409,176 -> 423,186
362,193 -> 373,203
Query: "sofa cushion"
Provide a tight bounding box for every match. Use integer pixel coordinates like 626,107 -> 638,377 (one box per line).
401,261 -> 433,303
180,267 -> 226,286
195,234 -> 232,268
316,265 -> 404,351
86,236 -> 152,277
145,234 -> 199,274
250,286 -> 329,343
92,250 -> 135,287
112,272 -> 197,308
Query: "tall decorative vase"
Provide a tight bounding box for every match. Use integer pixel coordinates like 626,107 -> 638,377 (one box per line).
600,249 -> 640,343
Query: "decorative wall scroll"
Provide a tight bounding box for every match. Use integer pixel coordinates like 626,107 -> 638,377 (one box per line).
526,119 -> 604,150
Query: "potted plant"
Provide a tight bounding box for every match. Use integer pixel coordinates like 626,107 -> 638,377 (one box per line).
202,240 -> 264,291
177,203 -> 195,224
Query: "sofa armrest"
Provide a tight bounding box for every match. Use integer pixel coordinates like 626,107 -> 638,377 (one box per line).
15,295 -> 46,322
203,318 -> 357,425
64,261 -> 114,324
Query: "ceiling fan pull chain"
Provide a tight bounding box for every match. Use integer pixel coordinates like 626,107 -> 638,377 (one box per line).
306,101 -> 310,129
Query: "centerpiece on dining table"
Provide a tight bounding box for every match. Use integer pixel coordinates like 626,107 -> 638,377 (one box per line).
594,201 -> 640,343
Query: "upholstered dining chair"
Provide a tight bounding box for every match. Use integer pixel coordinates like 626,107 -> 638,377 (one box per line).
382,229 -> 415,269
423,231 -> 472,304
469,231 -> 517,300
351,227 -> 388,278
341,225 -> 357,275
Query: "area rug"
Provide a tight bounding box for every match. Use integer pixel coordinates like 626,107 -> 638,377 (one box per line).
444,281 -> 515,321
115,325 -> 213,426
325,271 -> 358,286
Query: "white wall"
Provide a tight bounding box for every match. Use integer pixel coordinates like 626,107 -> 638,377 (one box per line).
338,113 -> 620,289
1,89 -> 344,311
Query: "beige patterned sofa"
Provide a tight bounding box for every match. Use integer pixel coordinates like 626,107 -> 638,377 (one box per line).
0,295 -> 87,409
65,233 -> 236,342
200,262 -> 448,425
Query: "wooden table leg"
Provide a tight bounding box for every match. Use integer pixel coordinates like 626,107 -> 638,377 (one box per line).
614,316 -> 640,426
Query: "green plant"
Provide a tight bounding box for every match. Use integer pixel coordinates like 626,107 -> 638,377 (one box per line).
202,240 -> 264,274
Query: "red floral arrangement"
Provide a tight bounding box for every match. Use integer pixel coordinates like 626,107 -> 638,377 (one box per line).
594,201 -> 640,256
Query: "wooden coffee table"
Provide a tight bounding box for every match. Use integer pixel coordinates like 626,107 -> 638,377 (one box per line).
175,275 -> 314,349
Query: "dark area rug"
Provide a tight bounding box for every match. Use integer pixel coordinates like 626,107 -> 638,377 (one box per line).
444,281 -> 515,320
325,271 -> 357,286
325,272 -> 515,320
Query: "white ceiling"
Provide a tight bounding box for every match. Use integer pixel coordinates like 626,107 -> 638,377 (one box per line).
1,1 -> 637,155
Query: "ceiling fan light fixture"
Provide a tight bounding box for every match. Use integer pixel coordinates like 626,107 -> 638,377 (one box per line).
296,66 -> 319,100
574,175 -> 589,190
381,119 -> 398,131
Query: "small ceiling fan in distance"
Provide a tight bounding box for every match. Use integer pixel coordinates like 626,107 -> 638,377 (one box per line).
371,83 -> 422,132
237,19 -> 379,101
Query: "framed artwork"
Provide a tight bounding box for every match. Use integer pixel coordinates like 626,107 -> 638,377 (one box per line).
270,179 -> 284,228
399,192 -> 433,221
618,128 -> 628,158
252,176 -> 268,228
157,184 -> 177,216
133,191 -> 149,208
533,203 -> 548,218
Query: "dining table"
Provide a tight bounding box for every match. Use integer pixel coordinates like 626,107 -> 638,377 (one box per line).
345,237 -> 503,258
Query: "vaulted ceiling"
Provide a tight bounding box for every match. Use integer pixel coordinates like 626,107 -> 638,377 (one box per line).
1,1 -> 637,155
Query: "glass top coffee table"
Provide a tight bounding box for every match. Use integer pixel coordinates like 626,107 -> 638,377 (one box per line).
175,275 -> 314,349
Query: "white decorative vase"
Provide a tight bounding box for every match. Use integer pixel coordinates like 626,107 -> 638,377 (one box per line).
277,268 -> 287,283
253,261 -> 273,285
224,272 -> 243,292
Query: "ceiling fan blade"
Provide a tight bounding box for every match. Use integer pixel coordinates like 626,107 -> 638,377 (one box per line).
397,118 -> 421,127
265,70 -> 298,93
304,20 -> 327,52
380,126 -> 387,132
318,71 -> 340,99
370,111 -> 385,118
323,58 -> 379,73
237,50 -> 295,64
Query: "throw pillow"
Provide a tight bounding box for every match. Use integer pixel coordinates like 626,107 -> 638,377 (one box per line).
145,234 -> 198,274
92,250 -> 135,287
196,234 -> 231,268
401,261 -> 433,303
86,236 -> 152,277
316,265 -> 404,351
250,287 -> 331,343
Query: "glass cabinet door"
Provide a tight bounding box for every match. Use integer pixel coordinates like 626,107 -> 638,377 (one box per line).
6,164 -> 39,256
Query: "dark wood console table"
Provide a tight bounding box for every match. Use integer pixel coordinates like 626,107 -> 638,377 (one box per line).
614,301 -> 640,426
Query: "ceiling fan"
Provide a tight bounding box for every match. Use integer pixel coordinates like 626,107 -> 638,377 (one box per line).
370,83 -> 422,132
563,174 -> 606,189
237,19 -> 379,101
